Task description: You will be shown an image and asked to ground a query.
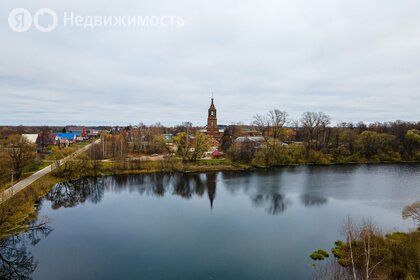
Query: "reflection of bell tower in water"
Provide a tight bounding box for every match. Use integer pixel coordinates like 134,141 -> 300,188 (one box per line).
206,173 -> 217,209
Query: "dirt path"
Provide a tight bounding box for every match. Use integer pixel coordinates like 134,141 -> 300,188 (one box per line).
0,139 -> 100,205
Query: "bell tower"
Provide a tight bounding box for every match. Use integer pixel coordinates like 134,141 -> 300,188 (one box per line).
207,97 -> 218,137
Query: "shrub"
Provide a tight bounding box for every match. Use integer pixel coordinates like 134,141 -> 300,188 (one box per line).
310,249 -> 330,261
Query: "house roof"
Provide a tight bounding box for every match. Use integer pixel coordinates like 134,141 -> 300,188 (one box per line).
54,132 -> 81,140
234,136 -> 265,142
22,134 -> 38,143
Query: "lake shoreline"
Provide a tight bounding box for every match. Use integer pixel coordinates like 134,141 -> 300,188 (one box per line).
3,164 -> 419,279
51,159 -> 420,180
3,160 -> 419,220
94,159 -> 420,176
6,161 -> 420,206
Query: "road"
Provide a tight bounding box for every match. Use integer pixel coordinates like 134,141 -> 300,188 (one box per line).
0,139 -> 100,205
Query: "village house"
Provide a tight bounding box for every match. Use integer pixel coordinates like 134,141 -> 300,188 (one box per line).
21,134 -> 38,144
232,136 -> 266,149
220,125 -> 262,150
54,132 -> 82,145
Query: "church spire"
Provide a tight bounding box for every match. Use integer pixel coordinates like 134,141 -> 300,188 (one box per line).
207,95 -> 219,140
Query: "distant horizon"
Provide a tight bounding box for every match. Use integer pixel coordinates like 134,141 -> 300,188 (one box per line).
1,116 -> 419,128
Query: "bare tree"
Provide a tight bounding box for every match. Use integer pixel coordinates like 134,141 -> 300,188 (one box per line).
253,114 -> 270,141
402,201 -> 420,224
359,219 -> 385,280
340,217 -> 386,280
300,112 -> 331,150
342,217 -> 358,280
268,109 -> 289,140
311,259 -> 347,280
253,109 -> 288,141
4,135 -> 35,179
35,126 -> 51,153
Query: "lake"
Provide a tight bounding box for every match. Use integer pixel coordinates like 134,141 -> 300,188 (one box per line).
2,164 -> 420,279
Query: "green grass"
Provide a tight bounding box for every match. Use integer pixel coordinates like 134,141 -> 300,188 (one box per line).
44,141 -> 91,161
197,159 -> 230,165
0,174 -> 60,241
25,160 -> 50,173
0,141 -> 93,192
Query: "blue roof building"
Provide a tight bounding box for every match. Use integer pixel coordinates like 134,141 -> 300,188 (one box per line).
54,132 -> 82,140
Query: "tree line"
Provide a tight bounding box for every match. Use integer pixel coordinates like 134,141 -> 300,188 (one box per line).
0,113 -> 419,187
224,110 -> 420,165
86,122 -> 212,162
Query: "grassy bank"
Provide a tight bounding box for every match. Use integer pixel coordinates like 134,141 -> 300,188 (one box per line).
0,141 -> 92,192
52,158 -> 251,180
0,174 -> 59,241
51,156 -> 420,183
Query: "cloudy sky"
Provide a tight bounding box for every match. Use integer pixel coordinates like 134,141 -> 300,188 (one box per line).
1,0 -> 420,126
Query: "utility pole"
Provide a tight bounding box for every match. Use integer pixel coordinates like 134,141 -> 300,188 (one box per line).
11,172 -> 14,196
102,132 -> 105,158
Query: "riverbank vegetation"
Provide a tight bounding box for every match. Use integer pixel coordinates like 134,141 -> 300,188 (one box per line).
48,116 -> 420,179
311,202 -> 420,280
84,112 -> 420,170
0,131 -> 91,192
1,116 -> 419,189
0,175 -> 56,240
225,111 -> 420,167
0,174 -> 56,279
51,155 -> 249,181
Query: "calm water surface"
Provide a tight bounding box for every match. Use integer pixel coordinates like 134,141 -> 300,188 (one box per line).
5,164 -> 420,279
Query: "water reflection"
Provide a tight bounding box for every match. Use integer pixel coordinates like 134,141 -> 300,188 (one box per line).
206,173 -> 216,209
46,178 -> 105,209
300,193 -> 328,207
1,237 -> 37,280
42,172 -> 329,215
252,193 -> 291,215
247,170 -> 293,214
0,219 -> 52,279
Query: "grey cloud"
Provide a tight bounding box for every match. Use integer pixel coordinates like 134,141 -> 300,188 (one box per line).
0,0 -> 419,126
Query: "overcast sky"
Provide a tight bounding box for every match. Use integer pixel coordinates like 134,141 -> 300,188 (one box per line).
1,0 -> 420,126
